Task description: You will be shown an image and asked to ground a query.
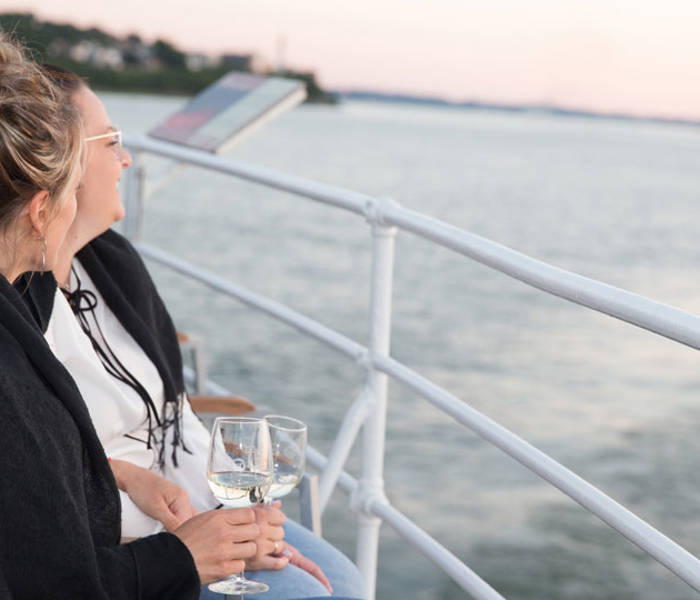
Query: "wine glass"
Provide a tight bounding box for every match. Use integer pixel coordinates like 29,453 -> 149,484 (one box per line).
206,416 -> 273,595
264,415 -> 307,501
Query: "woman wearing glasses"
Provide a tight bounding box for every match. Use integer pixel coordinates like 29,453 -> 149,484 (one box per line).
20,65 -> 364,599
0,36 -> 272,599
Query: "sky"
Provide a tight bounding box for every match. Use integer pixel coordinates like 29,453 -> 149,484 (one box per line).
7,0 -> 700,120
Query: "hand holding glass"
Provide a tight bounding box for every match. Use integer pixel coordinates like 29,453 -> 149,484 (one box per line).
206,417 -> 273,595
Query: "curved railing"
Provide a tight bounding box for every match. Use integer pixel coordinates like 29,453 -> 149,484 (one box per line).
123,132 -> 700,600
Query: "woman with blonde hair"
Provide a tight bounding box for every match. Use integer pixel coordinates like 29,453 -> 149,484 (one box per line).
0,35 -> 264,599
20,63 -> 365,599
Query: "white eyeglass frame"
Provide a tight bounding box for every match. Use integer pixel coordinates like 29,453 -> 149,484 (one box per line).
84,130 -> 122,145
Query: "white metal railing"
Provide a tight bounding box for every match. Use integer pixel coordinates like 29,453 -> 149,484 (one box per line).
124,132 -> 700,599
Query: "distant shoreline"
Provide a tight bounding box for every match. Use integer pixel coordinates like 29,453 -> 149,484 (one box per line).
93,84 -> 700,128
339,90 -> 700,128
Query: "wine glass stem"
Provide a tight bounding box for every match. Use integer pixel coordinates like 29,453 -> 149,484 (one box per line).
235,563 -> 246,582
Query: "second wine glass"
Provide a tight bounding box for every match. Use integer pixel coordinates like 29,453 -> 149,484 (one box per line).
265,414 -> 307,501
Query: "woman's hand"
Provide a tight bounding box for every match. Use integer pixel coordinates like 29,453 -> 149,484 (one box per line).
174,508 -> 260,584
245,502 -> 288,570
110,459 -> 197,531
246,502 -> 332,594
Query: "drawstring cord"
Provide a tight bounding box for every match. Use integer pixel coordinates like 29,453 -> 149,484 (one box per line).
62,267 -> 187,467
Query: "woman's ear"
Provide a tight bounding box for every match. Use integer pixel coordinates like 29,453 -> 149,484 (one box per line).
26,190 -> 51,238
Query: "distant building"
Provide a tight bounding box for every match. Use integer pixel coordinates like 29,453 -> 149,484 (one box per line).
95,46 -> 123,69
120,37 -> 152,68
69,40 -> 124,69
185,53 -> 222,71
220,52 -> 269,74
68,40 -> 92,63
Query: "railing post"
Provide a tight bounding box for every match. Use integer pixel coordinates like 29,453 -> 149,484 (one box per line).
354,203 -> 396,600
122,151 -> 145,242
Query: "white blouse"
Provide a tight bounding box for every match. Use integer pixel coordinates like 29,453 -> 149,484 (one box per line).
44,259 -> 218,538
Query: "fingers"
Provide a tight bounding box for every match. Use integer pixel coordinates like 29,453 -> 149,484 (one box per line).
220,507 -> 256,525
252,504 -> 286,526
252,520 -> 285,553
246,537 -> 289,571
254,525 -> 284,554
231,540 -> 257,561
170,492 -> 195,515
300,560 -> 333,594
267,537 -> 286,555
246,554 -> 289,571
174,509 -> 261,586
152,496 -> 189,532
176,511 -> 260,545
165,495 -> 197,531
289,549 -> 333,594
227,523 -> 261,544
316,571 -> 333,594
159,508 -> 183,532
268,507 -> 286,526
269,526 -> 285,543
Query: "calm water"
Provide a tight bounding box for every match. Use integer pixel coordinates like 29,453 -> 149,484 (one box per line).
105,92 -> 700,599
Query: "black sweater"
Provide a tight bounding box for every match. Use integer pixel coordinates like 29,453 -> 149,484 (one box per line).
0,273 -> 199,598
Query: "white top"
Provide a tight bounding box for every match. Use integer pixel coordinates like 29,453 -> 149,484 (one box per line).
44,259 -> 218,538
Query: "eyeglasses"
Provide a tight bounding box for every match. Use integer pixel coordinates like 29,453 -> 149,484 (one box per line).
85,130 -> 123,153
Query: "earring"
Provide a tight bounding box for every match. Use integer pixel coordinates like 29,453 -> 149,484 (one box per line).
34,236 -> 47,271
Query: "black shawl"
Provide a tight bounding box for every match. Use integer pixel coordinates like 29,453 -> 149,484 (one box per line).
0,276 -> 199,599
23,228 -> 188,466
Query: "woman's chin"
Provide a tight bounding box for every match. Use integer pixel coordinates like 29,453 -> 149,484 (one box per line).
114,205 -> 126,223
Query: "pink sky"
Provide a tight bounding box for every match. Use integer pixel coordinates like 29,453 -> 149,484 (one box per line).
7,0 -> 700,119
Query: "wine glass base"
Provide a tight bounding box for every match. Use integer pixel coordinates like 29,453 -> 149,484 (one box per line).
208,576 -> 269,595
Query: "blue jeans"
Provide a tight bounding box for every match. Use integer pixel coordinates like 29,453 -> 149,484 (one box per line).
200,519 -> 364,600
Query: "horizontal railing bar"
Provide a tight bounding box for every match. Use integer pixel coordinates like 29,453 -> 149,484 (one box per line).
148,237 -> 700,591
381,204 -> 700,351
306,448 -> 505,599
125,134 -> 371,217
135,242 -> 367,362
370,500 -> 506,600
372,353 -> 700,592
126,140 -> 700,593
127,137 -> 700,351
154,236 -> 700,590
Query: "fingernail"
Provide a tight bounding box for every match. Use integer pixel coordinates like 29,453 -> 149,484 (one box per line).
281,549 -> 293,557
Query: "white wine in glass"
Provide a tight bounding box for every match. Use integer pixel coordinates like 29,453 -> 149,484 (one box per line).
206,417 -> 273,595
264,415 -> 307,501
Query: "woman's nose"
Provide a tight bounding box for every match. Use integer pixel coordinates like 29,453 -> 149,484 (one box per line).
120,147 -> 133,169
